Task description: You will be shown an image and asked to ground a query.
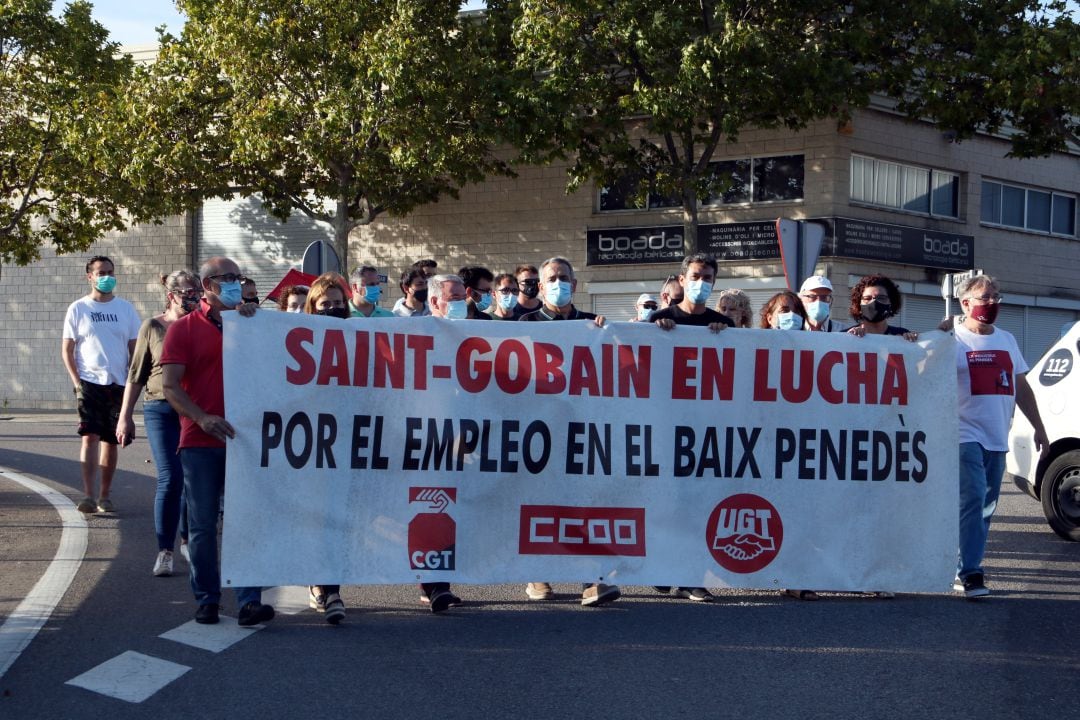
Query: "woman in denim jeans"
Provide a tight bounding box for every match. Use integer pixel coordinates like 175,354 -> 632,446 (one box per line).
117,270 -> 202,577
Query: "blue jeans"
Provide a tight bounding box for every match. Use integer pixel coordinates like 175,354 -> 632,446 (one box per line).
958,442 -> 1007,580
143,400 -> 187,551
179,446 -> 261,609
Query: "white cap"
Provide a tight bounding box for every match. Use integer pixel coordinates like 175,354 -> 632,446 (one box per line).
799,275 -> 833,293
637,293 -> 657,305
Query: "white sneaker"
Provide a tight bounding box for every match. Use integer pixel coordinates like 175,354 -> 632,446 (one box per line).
179,541 -> 190,563
153,549 -> 174,577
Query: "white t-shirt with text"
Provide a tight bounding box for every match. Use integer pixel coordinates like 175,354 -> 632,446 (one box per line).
62,296 -> 141,386
954,319 -> 1028,451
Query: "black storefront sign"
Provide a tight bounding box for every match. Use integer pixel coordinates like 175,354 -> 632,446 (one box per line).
587,217 -> 974,270
697,220 -> 781,261
824,217 -> 974,271
585,225 -> 686,266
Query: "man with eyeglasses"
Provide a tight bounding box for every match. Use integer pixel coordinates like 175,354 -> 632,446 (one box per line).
62,255 -> 142,515
798,276 -> 848,332
489,273 -> 519,320
952,275 -> 1047,600
458,266 -> 494,320
658,275 -> 683,309
160,256 -> 276,627
632,293 -> 659,322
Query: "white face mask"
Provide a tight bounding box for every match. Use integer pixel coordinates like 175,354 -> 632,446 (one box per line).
287,307 -> 304,314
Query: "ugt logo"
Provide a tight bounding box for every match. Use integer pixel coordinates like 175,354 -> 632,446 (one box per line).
706,494 -> 783,574
408,487 -> 457,571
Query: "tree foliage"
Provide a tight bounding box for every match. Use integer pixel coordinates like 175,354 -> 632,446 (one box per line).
511,0 -> 1078,244
116,0 -> 510,265
0,0 -> 132,265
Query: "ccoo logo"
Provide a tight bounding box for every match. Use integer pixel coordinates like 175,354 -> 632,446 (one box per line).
706,494 -> 783,573
408,487 -> 457,571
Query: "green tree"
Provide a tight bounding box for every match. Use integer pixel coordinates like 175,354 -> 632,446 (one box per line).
511,0 -> 1077,247
0,0 -> 132,265
118,0 -> 510,267
890,0 -> 1078,158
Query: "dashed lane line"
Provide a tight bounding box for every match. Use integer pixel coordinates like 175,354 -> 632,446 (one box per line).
65,651 -> 190,703
0,468 -> 89,680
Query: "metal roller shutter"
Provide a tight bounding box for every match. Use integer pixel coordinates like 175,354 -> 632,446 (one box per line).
900,295 -> 947,333
196,195 -> 336,300
1026,308 -> 1079,364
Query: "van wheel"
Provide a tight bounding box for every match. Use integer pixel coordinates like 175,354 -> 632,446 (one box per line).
1040,451 -> 1080,541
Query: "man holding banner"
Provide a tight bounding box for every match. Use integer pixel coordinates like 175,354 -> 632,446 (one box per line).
161,256 -> 276,627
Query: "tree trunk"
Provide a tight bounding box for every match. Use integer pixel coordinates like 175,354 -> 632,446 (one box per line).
332,196 -> 350,275
681,189 -> 699,255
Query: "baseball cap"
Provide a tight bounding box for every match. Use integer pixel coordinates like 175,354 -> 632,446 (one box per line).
637,293 -> 657,305
799,276 -> 833,293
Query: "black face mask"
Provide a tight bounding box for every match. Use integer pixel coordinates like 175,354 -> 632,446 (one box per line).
413,288 -> 428,303
244,296 -> 259,305
520,280 -> 539,299
668,295 -> 684,306
179,296 -> 200,314
315,307 -> 350,319
860,300 -> 892,324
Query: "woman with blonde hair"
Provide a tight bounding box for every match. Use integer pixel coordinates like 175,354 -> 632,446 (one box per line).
716,289 -> 752,328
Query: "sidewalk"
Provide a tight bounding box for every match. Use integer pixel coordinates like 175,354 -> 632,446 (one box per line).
0,410 -> 142,426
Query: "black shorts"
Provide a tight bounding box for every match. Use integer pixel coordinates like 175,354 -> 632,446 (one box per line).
77,380 -> 124,444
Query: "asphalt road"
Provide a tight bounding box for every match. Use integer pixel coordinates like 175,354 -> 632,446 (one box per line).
1,411 -> 1078,719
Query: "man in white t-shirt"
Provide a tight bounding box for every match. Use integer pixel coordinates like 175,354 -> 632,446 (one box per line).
61,256 -> 141,514
953,275 -> 1047,599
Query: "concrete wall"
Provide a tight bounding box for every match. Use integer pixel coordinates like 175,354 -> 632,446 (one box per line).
0,216 -> 192,409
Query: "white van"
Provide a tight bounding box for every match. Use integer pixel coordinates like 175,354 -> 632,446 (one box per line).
1007,320 -> 1080,540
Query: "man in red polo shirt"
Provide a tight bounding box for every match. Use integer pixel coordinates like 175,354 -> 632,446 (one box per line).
161,256 -> 275,627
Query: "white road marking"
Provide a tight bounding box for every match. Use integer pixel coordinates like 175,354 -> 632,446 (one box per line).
0,468 -> 89,680
159,616 -> 266,653
261,585 -> 309,615
65,651 -> 190,703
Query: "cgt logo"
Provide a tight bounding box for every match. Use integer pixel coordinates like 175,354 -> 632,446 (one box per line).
519,505 -> 646,556
706,494 -> 783,573
408,487 -> 457,571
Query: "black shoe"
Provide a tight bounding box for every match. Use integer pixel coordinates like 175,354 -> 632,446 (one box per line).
956,573 -> 990,600
674,587 -> 715,602
195,603 -> 220,624
428,589 -> 454,613
237,601 -> 275,627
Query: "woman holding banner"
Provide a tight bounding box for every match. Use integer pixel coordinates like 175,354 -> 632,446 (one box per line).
846,274 -> 918,342
302,272 -> 351,624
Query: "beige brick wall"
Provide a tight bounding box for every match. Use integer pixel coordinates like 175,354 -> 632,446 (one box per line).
0,215 -> 193,409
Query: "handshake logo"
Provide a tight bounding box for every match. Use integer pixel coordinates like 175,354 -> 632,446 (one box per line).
408,487 -> 457,571
706,494 -> 783,573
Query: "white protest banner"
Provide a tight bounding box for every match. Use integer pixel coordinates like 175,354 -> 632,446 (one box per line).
221,312 -> 958,593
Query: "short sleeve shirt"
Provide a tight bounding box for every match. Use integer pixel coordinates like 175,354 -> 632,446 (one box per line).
160,301 -> 226,449
954,320 -> 1028,451
650,305 -> 735,327
62,296 -> 141,385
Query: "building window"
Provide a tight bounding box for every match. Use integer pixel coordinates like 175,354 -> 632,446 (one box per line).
598,173 -> 680,212
599,154 -> 804,212
981,180 -> 1077,237
850,154 -> 960,219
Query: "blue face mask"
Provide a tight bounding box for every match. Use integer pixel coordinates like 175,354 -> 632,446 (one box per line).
364,285 -> 381,304
545,280 -> 573,307
474,293 -> 493,312
445,299 -> 469,319
498,293 -> 517,311
217,281 -> 243,308
94,275 -> 117,294
686,280 -> 712,305
805,300 -> 830,325
638,306 -> 654,321
776,311 -> 802,331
